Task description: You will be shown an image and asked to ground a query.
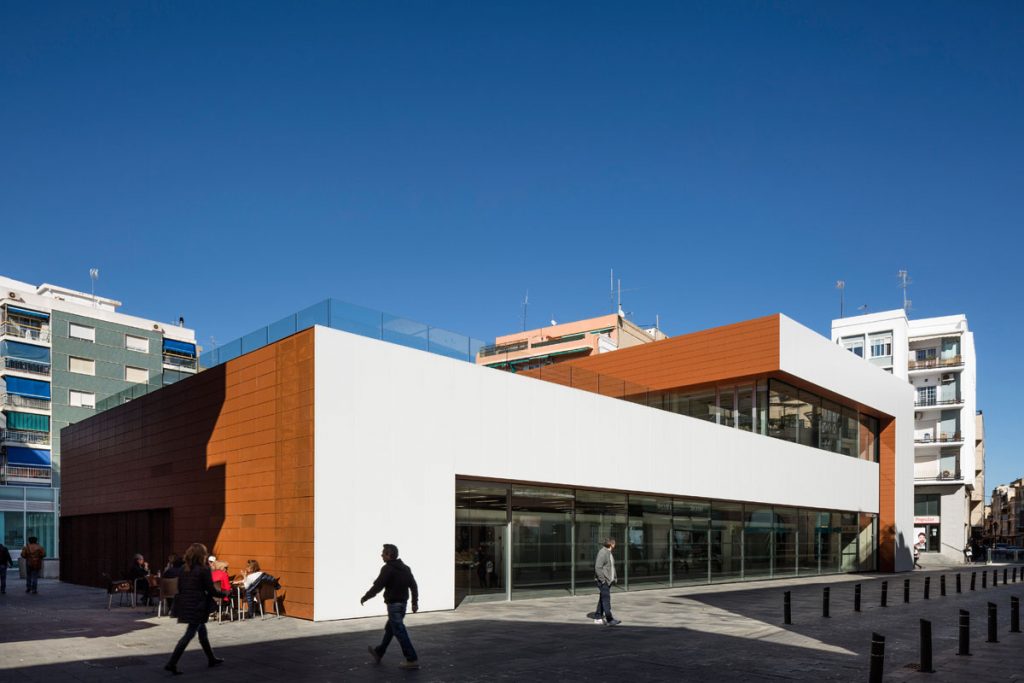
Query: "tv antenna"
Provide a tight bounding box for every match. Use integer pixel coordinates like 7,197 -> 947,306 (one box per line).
897,269 -> 912,314
835,280 -> 845,318
521,291 -> 529,332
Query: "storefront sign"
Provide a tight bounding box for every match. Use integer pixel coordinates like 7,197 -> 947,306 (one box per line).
914,516 -> 940,524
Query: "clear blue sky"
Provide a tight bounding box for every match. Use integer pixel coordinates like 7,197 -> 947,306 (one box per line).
2,2 -> 1021,496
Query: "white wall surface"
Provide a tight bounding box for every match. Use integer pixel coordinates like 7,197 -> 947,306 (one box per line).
315,324 -> 884,621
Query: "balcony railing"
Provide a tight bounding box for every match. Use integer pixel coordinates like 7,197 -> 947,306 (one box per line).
1,321 -> 50,343
0,393 -> 51,410
0,429 -> 50,445
914,432 -> 963,444
2,465 -> 52,485
914,397 -> 963,408
2,357 -> 51,375
909,355 -> 963,371
478,340 -> 529,358
162,353 -> 198,370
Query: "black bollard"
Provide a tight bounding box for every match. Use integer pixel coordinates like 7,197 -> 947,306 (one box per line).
854,583 -> 861,612
941,574 -> 946,596
1015,567 -> 1019,583
971,571 -> 977,591
823,586 -> 830,618
784,590 -> 791,625
957,573 -> 962,593
1012,596 -> 1020,634
983,571 -> 987,589
958,609 -> 971,656
987,602 -> 998,643
881,580 -> 888,607
919,619 -> 934,674
904,578 -> 911,603
1004,568 -> 1008,584
924,576 -> 931,600
869,632 -> 885,683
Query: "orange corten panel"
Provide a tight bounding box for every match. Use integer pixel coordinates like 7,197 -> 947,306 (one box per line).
554,314 -> 782,391
877,418 -> 898,572
61,329 -> 316,619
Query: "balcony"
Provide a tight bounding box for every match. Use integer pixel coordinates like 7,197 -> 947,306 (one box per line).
478,340 -> 529,358
915,468 -> 963,482
914,397 -> 964,409
162,353 -> 198,371
1,321 -> 50,343
914,432 -> 963,445
0,393 -> 50,410
2,357 -> 51,376
2,465 -> 51,486
909,355 -> 963,371
0,429 -> 50,445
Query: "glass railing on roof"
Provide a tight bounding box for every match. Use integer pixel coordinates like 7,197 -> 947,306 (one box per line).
199,299 -> 485,369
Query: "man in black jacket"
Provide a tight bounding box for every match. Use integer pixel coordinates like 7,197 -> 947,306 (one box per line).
361,544 -> 419,670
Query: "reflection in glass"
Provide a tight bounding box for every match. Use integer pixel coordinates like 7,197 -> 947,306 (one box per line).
711,502 -> 743,581
627,496 -> 672,588
688,391 -> 717,422
743,505 -> 773,579
797,390 -> 820,448
840,407 -> 859,457
819,399 -> 842,453
717,386 -> 736,428
858,514 -> 877,571
798,509 -> 819,575
672,500 -> 710,585
456,482 -> 509,603
737,385 -> 753,432
773,508 -> 798,577
818,512 -> 840,574
574,491 -> 627,594
839,512 -> 859,572
511,486 -> 574,597
768,381 -> 800,443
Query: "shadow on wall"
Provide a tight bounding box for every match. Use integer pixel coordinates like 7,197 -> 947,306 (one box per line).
59,365 -> 228,590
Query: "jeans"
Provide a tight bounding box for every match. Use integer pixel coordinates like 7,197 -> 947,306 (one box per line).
26,568 -> 40,592
167,622 -> 216,667
374,601 -> 418,662
594,580 -> 614,621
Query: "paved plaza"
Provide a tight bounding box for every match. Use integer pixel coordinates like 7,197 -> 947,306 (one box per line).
2,566 -> 1024,682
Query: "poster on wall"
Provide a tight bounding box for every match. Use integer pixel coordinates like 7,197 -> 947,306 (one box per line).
914,527 -> 927,550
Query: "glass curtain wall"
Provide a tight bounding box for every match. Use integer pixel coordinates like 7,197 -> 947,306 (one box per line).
627,496 -> 672,589
511,486 -> 574,597
460,479 -> 874,600
574,491 -> 627,594
672,500 -> 710,585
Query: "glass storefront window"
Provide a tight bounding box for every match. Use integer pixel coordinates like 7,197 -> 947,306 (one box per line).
26,512 -> 54,558
2,511 -> 25,548
455,482 -> 509,603
819,399 -> 842,454
743,505 -> 773,579
858,513 -> 877,571
818,512 -> 840,574
797,390 -> 820,449
798,509 -> 819,575
511,486 -> 573,597
838,512 -> 859,572
773,508 -> 798,577
736,385 -> 754,432
574,490 -> 627,594
717,386 -> 736,428
859,415 -> 879,462
672,499 -> 710,585
711,502 -> 743,581
840,407 -> 859,457
768,381 -> 800,443
627,495 -> 671,589
687,390 -> 717,423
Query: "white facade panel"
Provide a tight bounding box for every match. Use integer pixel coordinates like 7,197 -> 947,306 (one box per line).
314,325 -> 882,621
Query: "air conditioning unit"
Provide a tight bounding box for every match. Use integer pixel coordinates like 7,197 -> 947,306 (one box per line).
941,373 -> 953,381
914,411 -> 924,420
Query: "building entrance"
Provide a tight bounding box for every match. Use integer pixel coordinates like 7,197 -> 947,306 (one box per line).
455,524 -> 506,605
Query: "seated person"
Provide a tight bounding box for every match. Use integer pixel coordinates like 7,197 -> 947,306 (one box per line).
209,559 -> 231,606
162,554 -> 180,576
232,559 -> 265,617
127,553 -> 151,605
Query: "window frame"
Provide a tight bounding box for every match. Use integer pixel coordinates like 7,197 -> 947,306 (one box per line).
68,356 -> 95,375
68,322 -> 96,343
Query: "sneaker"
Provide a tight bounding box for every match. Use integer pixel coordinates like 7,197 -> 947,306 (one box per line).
594,618 -> 605,624
367,646 -> 382,664
605,619 -> 621,626
586,612 -> 597,620
399,660 -> 420,670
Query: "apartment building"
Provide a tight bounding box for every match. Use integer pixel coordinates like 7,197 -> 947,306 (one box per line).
0,275 -> 197,572
988,480 -> 1023,547
476,313 -> 664,372
832,309 -> 977,563
60,302 -> 912,621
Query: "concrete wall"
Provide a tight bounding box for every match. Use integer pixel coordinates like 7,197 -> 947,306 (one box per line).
314,325 -> 882,621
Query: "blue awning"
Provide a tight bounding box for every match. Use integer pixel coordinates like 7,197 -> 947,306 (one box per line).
2,376 -> 50,399
4,446 -> 51,467
5,306 -> 49,320
0,340 -> 51,363
163,339 -> 196,356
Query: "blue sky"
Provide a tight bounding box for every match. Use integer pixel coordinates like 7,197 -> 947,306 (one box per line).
1,2 -> 1021,496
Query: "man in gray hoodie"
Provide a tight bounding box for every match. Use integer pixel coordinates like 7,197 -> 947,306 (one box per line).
592,538 -> 621,626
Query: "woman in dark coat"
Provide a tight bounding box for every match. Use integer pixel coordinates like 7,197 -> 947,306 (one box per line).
164,543 -> 226,674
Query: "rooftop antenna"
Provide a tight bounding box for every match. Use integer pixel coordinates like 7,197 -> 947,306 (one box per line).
89,268 -> 99,307
835,280 -> 845,318
897,269 -> 912,315
609,268 -> 615,314
617,279 -> 624,317
521,291 -> 529,332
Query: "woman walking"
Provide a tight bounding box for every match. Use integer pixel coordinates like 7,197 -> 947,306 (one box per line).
164,543 -> 226,675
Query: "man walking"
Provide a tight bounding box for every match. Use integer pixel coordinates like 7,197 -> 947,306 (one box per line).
592,538 -> 621,626
0,542 -> 12,594
20,536 -> 45,594
361,544 -> 420,670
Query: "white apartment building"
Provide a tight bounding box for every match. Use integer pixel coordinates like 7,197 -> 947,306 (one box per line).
832,309 -> 977,564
